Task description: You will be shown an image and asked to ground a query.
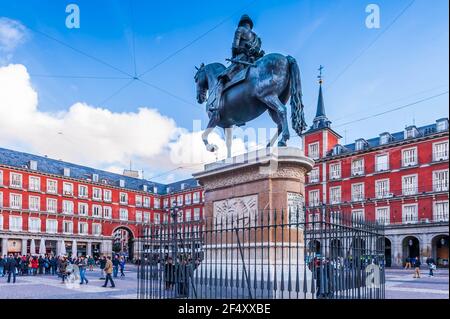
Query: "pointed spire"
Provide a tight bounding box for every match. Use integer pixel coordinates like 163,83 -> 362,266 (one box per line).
311,65 -> 331,130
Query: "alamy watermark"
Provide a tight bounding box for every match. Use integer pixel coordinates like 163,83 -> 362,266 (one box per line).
365,4 -> 381,29
65,4 -> 80,29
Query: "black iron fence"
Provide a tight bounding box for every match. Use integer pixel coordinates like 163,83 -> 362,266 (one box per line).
137,206 -> 385,299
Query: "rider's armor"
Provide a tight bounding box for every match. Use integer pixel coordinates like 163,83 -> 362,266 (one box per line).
209,15 -> 264,119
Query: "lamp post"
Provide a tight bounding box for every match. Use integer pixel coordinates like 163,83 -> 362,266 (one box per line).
167,207 -> 181,261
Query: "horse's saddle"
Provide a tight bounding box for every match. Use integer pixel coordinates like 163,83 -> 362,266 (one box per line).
223,66 -> 250,91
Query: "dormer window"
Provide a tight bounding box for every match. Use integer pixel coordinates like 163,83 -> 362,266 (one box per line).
153,186 -> 158,194
436,118 -> 449,132
92,174 -> 99,182
119,179 -> 125,188
29,160 -> 37,170
332,144 -> 344,156
379,133 -> 392,145
355,139 -> 368,151
63,168 -> 70,177
405,126 -> 419,139
143,185 -> 148,192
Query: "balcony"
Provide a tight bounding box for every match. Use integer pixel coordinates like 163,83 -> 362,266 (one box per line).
433,151 -> 449,162
351,194 -> 364,202
351,169 -> 364,177
374,164 -> 390,173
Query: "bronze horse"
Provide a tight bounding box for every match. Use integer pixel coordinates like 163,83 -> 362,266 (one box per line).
194,53 -> 307,157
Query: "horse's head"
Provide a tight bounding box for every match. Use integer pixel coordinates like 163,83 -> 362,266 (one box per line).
194,63 -> 207,104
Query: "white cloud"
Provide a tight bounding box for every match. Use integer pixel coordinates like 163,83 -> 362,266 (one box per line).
0,17 -> 27,64
0,63 -> 258,181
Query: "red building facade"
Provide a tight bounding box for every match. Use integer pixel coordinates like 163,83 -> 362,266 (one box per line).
0,150 -> 204,260
303,81 -> 449,267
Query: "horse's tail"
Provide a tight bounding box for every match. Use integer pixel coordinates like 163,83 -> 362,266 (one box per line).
287,56 -> 307,136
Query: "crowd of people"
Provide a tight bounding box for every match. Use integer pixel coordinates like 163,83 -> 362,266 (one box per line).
0,253 -> 127,287
404,256 -> 437,278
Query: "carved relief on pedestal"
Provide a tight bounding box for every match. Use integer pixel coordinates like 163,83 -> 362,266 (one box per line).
213,195 -> 258,229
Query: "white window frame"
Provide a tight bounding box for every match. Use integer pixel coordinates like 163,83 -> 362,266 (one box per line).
375,207 -> 390,225
10,193 -> 22,209
46,219 -> 58,234
433,141 -> 449,161
9,215 -> 22,231
92,187 -> 102,201
119,208 -> 128,221
153,213 -> 160,224
351,158 -> 364,176
143,197 -> 150,208
375,179 -> 390,199
329,186 -> 341,204
309,168 -> 320,183
62,200 -> 74,214
63,220 -> 73,234
177,195 -> 184,206
103,189 -> 112,202
10,172 -> 23,189
352,209 -> 365,221
63,182 -> 74,196
143,212 -> 150,223
135,195 -> 143,207
308,189 -> 320,207
402,203 -> 418,224
78,202 -> 88,216
194,208 -> 201,220
0,191 -> 3,208
78,222 -> 88,235
433,200 -> 449,222
103,206 -> 112,219
29,195 -> 40,211
402,174 -> 418,195
0,170 -> 3,186
92,223 -> 102,236
185,194 -> 192,205
78,185 -> 88,198
135,211 -> 143,222
28,217 -> 41,233
329,162 -> 341,180
92,204 -> 102,218
402,147 -> 417,167
0,215 -> 3,230
120,192 -> 128,205
433,169 -> 449,192
351,183 -> 365,202
28,176 -> 41,192
47,179 -> 58,194
375,154 -> 389,172
154,198 -> 160,209
46,198 -> 58,213
308,142 -> 320,160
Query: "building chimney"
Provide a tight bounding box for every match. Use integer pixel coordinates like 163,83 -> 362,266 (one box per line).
123,169 -> 139,178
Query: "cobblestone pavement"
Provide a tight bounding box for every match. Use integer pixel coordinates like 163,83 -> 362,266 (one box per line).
385,267 -> 449,299
0,266 -> 447,299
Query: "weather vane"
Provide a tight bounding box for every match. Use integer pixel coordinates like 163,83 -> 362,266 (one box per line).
318,65 -> 324,84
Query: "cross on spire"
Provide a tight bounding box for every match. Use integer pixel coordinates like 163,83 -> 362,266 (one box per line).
318,65 -> 324,85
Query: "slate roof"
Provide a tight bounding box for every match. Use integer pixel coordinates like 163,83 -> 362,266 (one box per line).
0,147 -> 198,195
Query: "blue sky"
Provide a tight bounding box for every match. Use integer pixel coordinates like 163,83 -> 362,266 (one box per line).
0,0 -> 448,182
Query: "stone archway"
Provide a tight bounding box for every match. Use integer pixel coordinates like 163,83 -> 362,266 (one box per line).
432,235 -> 449,268
308,240 -> 321,255
402,236 -> 420,262
383,237 -> 392,267
112,226 -> 135,261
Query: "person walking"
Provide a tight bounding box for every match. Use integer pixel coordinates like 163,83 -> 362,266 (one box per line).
102,256 -> 115,288
59,256 -> 68,283
87,256 -> 95,271
404,257 -> 411,269
5,254 -> 17,283
119,256 -> 126,277
413,256 -> 421,278
31,256 -> 39,275
426,256 -> 436,277
78,256 -> 89,285
112,255 -> 120,278
50,256 -> 57,275
99,256 -> 106,280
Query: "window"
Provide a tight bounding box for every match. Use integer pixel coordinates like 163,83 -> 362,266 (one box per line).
308,142 -> 320,159
351,158 -> 364,176
144,212 -> 150,223
351,183 -> 364,202
437,119 -> 449,132
329,162 -> 341,180
375,179 -> 390,199
170,196 -> 177,207
28,217 -> 41,232
433,170 -> 449,192
0,191 -> 3,207
78,203 -> 88,216
135,195 -> 142,207
143,197 -> 150,208
163,214 -> 169,224
308,190 -> 320,207
405,127 -> 418,139
154,198 -> 160,209
185,209 -> 192,221
177,211 -> 184,223
0,215 -> 3,230
102,206 -> 111,219
47,179 -> 57,194
78,185 -> 88,198
63,221 -> 73,234
92,174 -> 99,182
185,194 -> 192,205
93,187 -> 102,201
92,223 -> 102,236
376,207 -> 390,225
375,154 -> 389,172
10,193 -> 22,209
433,141 -> 449,161
28,176 -> 40,191
10,172 -> 22,188
78,222 -> 88,235
119,208 -> 128,221
46,198 -> 57,213
402,148 -> 417,167
0,170 -> 3,186
355,139 -> 367,151
92,205 -> 102,218
402,204 -> 418,224
9,216 -> 22,231
46,219 -> 58,233
309,168 -> 319,183
177,195 -> 183,206
433,201 -> 449,222
193,192 -> 200,203
194,208 -> 201,220
379,133 -> 391,145
352,209 -> 365,221
135,211 -> 142,222
329,186 -> 341,204
63,201 -> 74,214
63,182 -> 73,196
402,175 -> 418,195
103,189 -> 112,202
29,196 -> 40,211
154,213 -> 160,224
120,192 -> 128,204
119,179 -> 125,188
163,198 -> 169,208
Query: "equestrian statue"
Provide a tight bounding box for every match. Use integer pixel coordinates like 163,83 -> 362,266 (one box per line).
194,14 -> 307,158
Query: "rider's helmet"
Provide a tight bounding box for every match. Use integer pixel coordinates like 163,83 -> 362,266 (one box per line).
238,14 -> 254,29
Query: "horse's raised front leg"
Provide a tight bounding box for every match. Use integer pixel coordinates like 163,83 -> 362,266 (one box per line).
202,117 -> 219,152
261,95 -> 290,147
